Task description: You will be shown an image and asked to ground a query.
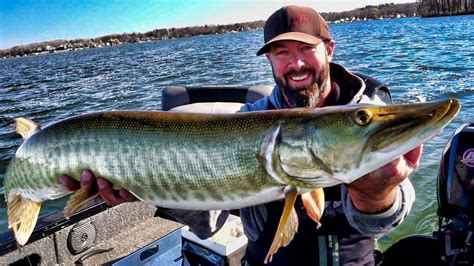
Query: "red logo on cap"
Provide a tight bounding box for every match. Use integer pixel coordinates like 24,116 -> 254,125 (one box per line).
296,12 -> 310,25
461,148 -> 474,167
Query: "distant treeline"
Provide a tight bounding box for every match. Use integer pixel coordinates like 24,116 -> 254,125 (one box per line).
1,2 -> 472,59
417,0 -> 474,16
322,3 -> 418,21
0,21 -> 264,58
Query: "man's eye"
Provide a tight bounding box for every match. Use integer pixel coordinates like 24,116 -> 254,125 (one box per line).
275,50 -> 288,56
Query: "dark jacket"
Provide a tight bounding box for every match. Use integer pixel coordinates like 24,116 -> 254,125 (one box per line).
239,63 -> 415,265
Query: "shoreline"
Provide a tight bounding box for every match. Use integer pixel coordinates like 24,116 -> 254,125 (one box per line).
3,2 -> 472,60
1,2 -> 421,59
0,17 -> 417,60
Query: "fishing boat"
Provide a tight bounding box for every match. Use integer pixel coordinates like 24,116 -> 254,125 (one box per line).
1,80 -> 472,265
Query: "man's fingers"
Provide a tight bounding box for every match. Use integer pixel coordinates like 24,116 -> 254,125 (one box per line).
97,178 -> 127,206
60,170 -> 133,206
59,175 -> 80,191
119,189 -> 137,202
395,145 -> 423,178
382,145 -> 423,180
80,169 -> 95,187
61,169 -> 135,206
403,145 -> 423,168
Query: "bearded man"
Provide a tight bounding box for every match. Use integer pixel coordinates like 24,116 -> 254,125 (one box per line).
238,5 -> 420,265
61,5 -> 421,265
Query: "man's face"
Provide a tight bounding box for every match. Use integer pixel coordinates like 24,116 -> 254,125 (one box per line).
267,40 -> 335,108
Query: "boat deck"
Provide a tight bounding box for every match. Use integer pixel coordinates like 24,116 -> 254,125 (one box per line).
0,202 -> 182,264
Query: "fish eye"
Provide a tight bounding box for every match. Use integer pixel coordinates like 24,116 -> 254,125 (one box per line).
353,109 -> 373,126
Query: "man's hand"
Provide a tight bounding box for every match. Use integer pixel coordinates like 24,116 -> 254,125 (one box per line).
60,170 -> 137,206
347,145 -> 423,214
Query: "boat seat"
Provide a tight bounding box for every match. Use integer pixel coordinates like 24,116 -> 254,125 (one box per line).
162,85 -> 273,113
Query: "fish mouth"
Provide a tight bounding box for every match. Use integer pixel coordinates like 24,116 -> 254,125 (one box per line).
368,98 -> 460,152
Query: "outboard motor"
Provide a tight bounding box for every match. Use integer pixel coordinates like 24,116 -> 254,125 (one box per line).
435,122 -> 474,265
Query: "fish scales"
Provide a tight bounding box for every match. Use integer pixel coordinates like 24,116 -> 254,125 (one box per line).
5,111 -> 284,209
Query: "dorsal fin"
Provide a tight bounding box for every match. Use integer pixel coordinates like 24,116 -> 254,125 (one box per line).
14,117 -> 41,140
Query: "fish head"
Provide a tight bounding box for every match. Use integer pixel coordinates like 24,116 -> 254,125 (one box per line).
302,98 -> 461,185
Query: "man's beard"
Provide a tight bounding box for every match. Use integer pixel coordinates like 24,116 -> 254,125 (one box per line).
275,62 -> 330,108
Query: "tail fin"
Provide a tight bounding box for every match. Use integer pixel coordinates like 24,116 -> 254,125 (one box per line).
7,194 -> 42,246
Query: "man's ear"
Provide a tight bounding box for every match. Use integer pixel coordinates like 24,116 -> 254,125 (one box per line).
265,53 -> 272,64
325,40 -> 336,62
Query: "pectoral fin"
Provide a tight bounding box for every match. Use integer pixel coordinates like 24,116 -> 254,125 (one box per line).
64,183 -> 99,218
264,186 -> 299,264
7,194 -> 42,246
302,188 -> 325,228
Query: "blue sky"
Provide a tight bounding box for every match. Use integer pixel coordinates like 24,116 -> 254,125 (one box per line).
0,0 -> 415,49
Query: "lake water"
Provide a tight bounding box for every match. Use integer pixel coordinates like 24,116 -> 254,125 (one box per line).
0,15 -> 472,250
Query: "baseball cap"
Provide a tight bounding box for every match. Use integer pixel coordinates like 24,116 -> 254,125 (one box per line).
256,5 -> 332,56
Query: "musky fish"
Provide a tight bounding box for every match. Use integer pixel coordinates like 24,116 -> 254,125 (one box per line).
4,98 -> 460,262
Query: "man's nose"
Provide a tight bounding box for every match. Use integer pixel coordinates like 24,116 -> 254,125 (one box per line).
289,53 -> 305,70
